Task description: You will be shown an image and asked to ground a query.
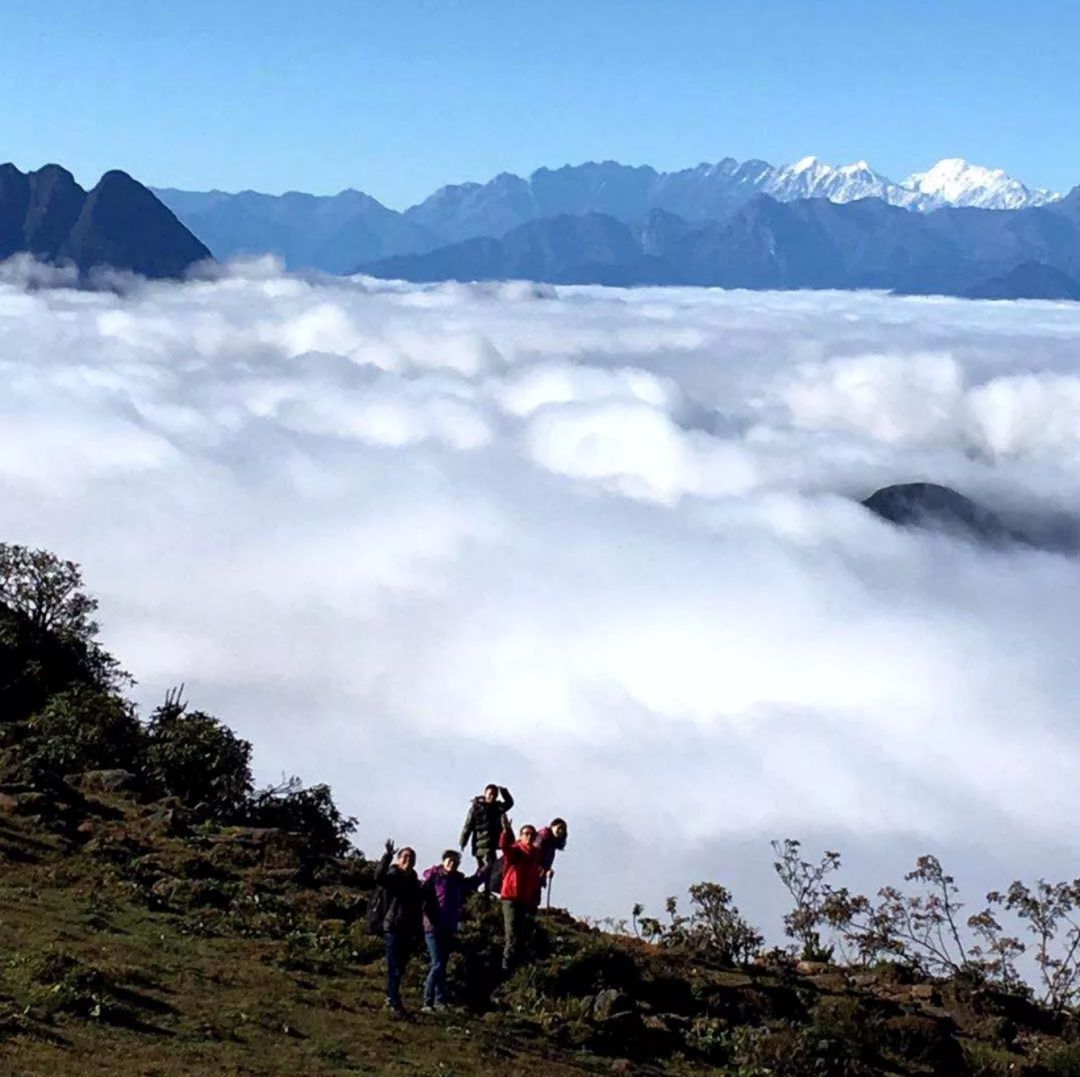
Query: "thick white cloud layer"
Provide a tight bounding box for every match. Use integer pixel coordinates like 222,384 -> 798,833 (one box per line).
2,258 -> 1080,922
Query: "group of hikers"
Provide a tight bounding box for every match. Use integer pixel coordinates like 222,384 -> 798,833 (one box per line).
370,783 -> 569,1019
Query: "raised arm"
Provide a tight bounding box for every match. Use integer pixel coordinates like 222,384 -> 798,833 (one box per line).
375,838 -> 395,885
499,786 -> 514,811
499,824 -> 522,864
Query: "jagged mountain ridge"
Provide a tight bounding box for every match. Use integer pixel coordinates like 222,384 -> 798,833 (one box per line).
152,186 -> 443,273
1,163 -> 210,278
360,188 -> 1080,295
155,156 -> 1064,273
401,155 -> 1061,245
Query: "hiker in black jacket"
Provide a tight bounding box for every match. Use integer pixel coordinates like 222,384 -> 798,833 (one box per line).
460,784 -> 513,890
375,838 -> 423,1018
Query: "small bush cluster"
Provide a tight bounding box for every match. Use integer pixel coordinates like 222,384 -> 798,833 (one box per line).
633,882 -> 764,965
143,693 -> 253,817
10,949 -> 133,1024
247,776 -> 357,859
24,686 -> 143,778
769,838 -> 1080,1011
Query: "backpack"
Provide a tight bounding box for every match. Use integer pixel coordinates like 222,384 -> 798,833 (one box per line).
366,884 -> 388,935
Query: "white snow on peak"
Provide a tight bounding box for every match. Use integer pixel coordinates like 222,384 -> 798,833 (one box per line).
903,158 -> 1060,210
763,156 -> 924,208
757,155 -> 1060,212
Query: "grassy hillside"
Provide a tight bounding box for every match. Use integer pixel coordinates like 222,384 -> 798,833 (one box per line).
3,770 -> 1080,1075
4,543 -> 1080,1075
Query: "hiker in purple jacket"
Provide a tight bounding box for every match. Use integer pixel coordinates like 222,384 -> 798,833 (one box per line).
531,818 -> 568,909
419,850 -> 487,1011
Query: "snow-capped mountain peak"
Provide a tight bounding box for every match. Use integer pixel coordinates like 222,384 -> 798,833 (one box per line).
763,156 -> 923,207
755,155 -> 1060,212
903,158 -> 1060,210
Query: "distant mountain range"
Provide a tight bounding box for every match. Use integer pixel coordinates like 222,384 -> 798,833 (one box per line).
153,155 -> 1064,277
361,188 -> 1080,297
3,156 -> 1077,298
401,157 -> 1061,246
1,163 -> 209,278
151,187 -> 442,275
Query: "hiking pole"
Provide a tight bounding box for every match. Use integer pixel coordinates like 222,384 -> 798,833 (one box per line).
546,874 -> 553,911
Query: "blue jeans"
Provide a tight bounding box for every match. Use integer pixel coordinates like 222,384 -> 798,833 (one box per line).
424,931 -> 451,1005
384,932 -> 409,1010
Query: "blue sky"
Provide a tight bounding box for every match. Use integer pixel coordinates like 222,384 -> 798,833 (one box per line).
2,0 -> 1077,207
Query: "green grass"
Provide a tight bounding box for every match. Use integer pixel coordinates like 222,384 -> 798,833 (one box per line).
0,804 -> 666,1076
2,790 -> 1079,1077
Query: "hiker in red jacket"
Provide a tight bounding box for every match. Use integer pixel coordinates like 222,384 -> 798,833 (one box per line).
498,816 -> 544,971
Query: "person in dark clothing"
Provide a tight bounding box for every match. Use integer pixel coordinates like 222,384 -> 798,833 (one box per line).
374,838 -> 423,1018
419,849 -> 487,1011
460,783 -> 513,889
498,817 -> 544,971
532,817 -> 568,909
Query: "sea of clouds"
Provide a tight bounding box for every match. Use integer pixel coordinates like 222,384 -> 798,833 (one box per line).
2,256 -> 1080,926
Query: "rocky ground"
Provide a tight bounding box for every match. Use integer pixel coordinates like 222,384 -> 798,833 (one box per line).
2,772 -> 1080,1076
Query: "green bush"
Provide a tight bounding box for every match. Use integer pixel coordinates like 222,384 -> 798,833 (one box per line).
728,1022 -> 878,1077
1045,1045 -> 1080,1076
144,699 -> 252,817
24,686 -> 143,777
246,777 -> 357,859
0,545 -> 127,719
534,941 -> 644,999
963,1041 -> 1034,1077
12,948 -> 132,1024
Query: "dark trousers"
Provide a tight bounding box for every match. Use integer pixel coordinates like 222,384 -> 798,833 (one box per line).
501,899 -> 534,970
384,931 -> 410,1010
476,852 -> 502,895
424,930 -> 451,1005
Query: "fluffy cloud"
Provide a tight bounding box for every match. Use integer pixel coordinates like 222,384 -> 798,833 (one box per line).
3,259 -> 1080,922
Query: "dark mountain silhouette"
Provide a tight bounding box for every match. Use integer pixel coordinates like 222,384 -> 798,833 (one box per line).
965,261 -> 1080,300
61,171 -> 211,278
153,186 -> 441,273
361,193 -> 1080,296
0,163 -> 210,278
0,163 -> 85,257
363,212 -> 676,285
861,483 -> 1022,545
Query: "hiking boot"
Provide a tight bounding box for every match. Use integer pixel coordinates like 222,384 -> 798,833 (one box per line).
419,1004 -> 435,1014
